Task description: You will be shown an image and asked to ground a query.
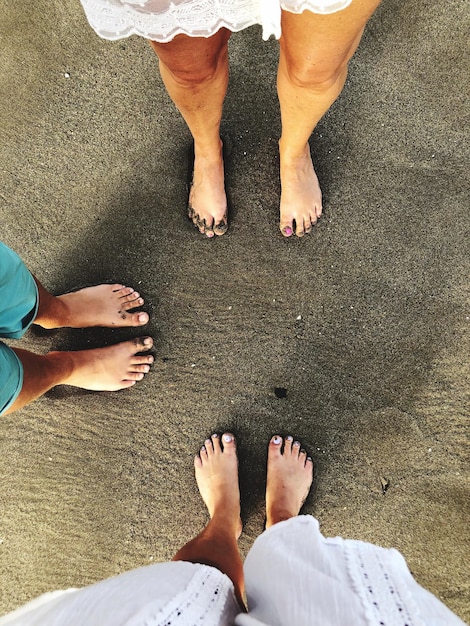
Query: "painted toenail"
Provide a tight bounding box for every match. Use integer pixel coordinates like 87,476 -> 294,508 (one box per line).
283,227 -> 292,236
201,445 -> 206,452
272,436 -> 282,445
307,457 -> 312,461
143,337 -> 152,345
286,435 -> 293,442
294,441 -> 301,447
223,434 -> 233,443
212,433 -> 218,438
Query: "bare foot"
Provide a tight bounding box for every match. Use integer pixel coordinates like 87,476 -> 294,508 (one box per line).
188,140 -> 228,238
279,142 -> 322,238
195,433 -> 242,538
57,336 -> 154,391
266,435 -> 313,528
36,284 -> 150,329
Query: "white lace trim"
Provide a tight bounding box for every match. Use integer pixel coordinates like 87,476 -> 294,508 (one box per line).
126,565 -> 238,626
345,540 -> 427,626
78,0 -> 352,43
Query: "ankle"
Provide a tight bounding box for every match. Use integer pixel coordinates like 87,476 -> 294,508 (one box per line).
278,139 -> 310,163
35,296 -> 70,329
194,136 -> 223,161
206,510 -> 242,539
44,350 -> 75,384
266,508 -> 295,529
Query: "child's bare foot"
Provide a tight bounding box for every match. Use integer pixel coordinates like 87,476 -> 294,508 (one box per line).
279,142 -> 322,238
36,284 -> 150,329
57,336 -> 154,391
195,433 -> 242,538
266,435 -> 313,528
188,140 -> 228,238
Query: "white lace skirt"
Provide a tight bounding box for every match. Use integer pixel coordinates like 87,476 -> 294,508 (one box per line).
78,0 -> 353,43
0,516 -> 464,626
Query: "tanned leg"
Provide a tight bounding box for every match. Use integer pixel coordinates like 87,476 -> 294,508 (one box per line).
173,433 -> 245,608
150,30 -> 231,237
277,0 -> 381,237
4,337 -> 154,415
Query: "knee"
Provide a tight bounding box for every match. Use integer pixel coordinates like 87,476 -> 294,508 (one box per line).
159,40 -> 229,88
282,52 -> 348,93
164,56 -> 221,88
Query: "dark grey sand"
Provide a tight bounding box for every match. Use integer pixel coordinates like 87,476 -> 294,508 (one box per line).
0,0 -> 469,621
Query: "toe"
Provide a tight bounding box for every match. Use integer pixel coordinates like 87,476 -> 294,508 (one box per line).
120,290 -> 141,304
280,223 -> 293,237
129,312 -> 149,326
201,218 -> 215,238
211,433 -> 222,452
205,438 -> 215,456
221,432 -> 236,453
120,380 -> 137,389
131,363 -> 151,374
125,371 -> 145,381
131,355 -> 154,365
292,440 -> 301,456
269,434 -> 283,457
284,435 -> 294,454
305,216 -> 314,234
116,286 -> 135,298
214,218 -> 228,236
295,221 -> 305,237
121,297 -> 144,310
137,312 -> 149,325
132,337 -> 153,352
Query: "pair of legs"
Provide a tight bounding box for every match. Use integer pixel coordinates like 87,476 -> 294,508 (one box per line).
150,0 -> 380,238
4,281 -> 154,415
173,433 -> 313,607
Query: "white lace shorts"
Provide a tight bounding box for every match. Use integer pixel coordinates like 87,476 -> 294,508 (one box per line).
0,516 -> 464,626
78,0 -> 353,43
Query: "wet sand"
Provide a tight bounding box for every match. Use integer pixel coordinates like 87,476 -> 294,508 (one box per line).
0,0 -> 469,621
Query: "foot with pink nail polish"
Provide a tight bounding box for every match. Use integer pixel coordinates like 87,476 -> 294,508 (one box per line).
266,434 -> 314,528
279,142 -> 322,238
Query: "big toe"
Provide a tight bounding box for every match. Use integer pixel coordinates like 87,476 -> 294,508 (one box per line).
214,217 -> 228,236
268,434 -> 283,457
129,312 -> 149,326
280,222 -> 294,237
221,432 -> 237,453
133,336 -> 153,352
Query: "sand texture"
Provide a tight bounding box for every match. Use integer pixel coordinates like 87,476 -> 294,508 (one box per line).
0,0 -> 468,621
